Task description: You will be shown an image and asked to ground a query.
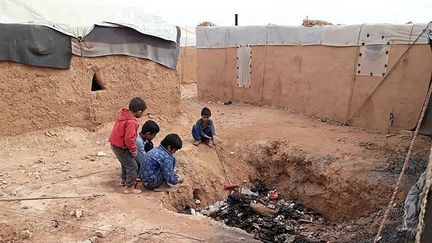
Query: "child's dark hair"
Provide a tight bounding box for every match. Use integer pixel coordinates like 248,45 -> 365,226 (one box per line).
141,120 -> 160,135
201,107 -> 211,116
129,97 -> 147,112
161,134 -> 182,150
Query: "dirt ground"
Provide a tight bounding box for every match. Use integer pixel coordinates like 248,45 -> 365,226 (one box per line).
0,84 -> 429,242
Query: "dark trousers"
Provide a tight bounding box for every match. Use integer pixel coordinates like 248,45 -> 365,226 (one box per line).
192,124 -> 212,142
142,173 -> 165,190
110,144 -> 138,187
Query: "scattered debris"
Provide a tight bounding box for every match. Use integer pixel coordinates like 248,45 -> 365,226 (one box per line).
96,151 -> 107,157
181,183 -> 330,242
35,157 -> 45,164
50,219 -> 59,228
250,202 -> 277,217
70,209 -> 83,220
45,130 -> 57,137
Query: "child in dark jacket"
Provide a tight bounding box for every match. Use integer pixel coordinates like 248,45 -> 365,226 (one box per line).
109,97 -> 146,194
192,107 -> 216,147
135,120 -> 160,170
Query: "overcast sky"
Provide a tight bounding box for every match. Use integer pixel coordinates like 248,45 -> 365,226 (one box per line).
114,0 -> 430,27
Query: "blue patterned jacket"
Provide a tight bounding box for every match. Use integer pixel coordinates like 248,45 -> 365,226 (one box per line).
139,145 -> 178,185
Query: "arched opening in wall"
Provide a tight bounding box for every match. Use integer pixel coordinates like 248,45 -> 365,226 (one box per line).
91,73 -> 105,92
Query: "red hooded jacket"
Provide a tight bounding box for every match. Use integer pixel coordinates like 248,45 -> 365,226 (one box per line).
109,108 -> 139,153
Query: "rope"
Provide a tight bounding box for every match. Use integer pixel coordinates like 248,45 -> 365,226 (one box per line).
416,143 -> 432,242
374,76 -> 432,242
415,24 -> 432,242
259,25 -> 270,103
344,24 -> 365,123
348,24 -> 430,122
214,145 -> 232,184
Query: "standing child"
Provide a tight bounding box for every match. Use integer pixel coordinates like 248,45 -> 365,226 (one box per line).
140,134 -> 183,190
192,107 -> 216,147
135,120 -> 160,170
109,97 -> 146,194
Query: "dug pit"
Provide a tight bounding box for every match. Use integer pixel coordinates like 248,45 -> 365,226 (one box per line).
163,140 -> 425,242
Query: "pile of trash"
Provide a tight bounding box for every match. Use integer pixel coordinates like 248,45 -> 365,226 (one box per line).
181,184 -> 328,242
302,19 -> 333,27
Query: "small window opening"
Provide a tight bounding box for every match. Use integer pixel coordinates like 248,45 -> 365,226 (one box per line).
91,73 -> 104,91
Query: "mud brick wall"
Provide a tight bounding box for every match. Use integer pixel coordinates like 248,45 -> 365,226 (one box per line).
197,45 -> 431,131
0,56 -> 180,136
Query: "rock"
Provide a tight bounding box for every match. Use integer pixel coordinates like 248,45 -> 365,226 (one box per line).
96,151 -> 107,157
35,158 -> 44,163
20,230 -> 32,239
89,236 -> 99,243
75,210 -> 83,220
94,225 -> 113,238
249,202 -> 277,217
1,180 -> 7,184
94,231 -> 107,238
90,158 -> 96,162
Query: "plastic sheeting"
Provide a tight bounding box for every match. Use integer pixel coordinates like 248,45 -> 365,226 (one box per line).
180,26 -> 196,47
197,23 -> 431,48
356,44 -> 390,77
0,23 -> 71,69
71,26 -> 180,69
0,0 -> 178,42
403,172 -> 431,238
236,46 -> 252,88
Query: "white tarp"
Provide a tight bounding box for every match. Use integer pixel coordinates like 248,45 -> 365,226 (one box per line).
180,26 -> 196,47
0,0 -> 178,42
236,46 -> 252,88
197,23 -> 431,48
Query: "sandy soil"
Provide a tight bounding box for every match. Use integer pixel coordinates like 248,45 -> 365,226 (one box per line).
0,84 -> 429,242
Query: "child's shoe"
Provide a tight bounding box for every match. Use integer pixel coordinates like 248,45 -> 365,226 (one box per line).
193,140 -> 200,146
123,186 -> 142,194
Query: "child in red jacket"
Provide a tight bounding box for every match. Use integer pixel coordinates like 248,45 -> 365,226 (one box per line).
109,97 -> 147,194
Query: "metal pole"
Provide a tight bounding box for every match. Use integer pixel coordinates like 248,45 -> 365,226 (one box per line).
235,14 -> 238,26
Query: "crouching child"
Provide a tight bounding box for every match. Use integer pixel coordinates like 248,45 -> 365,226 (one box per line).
192,107 -> 216,147
140,134 -> 183,190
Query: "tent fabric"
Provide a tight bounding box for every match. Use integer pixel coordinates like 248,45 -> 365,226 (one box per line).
0,23 -> 71,69
403,172 -> 432,238
0,0 -> 178,42
197,23 -> 431,48
180,26 -> 196,47
71,26 -> 180,69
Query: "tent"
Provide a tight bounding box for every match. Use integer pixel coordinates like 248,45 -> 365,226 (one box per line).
0,0 -> 180,69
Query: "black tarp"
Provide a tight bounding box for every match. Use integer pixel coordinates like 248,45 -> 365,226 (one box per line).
0,23 -> 71,69
72,25 -> 180,69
